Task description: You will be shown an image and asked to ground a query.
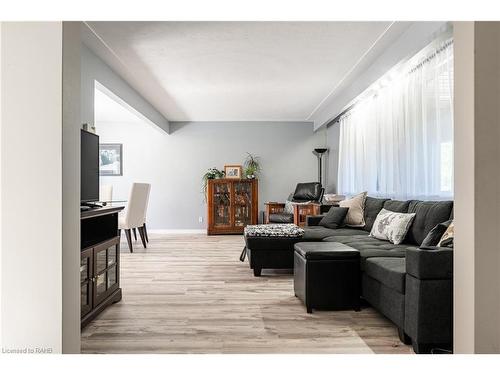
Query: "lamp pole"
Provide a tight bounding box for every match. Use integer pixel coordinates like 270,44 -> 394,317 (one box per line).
314,148 -> 328,186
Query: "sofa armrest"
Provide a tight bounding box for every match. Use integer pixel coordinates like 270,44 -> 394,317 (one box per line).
405,247 -> 453,349
406,247 -> 453,280
306,215 -> 325,227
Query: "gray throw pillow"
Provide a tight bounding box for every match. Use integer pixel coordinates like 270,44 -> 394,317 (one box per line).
319,207 -> 349,229
421,220 -> 452,247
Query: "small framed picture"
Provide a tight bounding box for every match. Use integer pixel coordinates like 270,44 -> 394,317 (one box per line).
224,165 -> 242,179
99,144 -> 123,176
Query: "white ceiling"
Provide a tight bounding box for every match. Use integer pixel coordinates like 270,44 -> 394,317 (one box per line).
85,21 -> 393,122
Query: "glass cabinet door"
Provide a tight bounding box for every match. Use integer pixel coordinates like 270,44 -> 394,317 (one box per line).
233,181 -> 253,227
212,181 -> 232,228
81,248 -> 93,317
93,240 -> 119,305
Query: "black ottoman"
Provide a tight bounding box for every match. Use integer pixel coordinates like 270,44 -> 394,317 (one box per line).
243,224 -> 304,276
294,242 -> 360,313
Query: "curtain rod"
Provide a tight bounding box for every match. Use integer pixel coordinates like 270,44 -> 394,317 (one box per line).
408,39 -> 453,74
327,104 -> 354,127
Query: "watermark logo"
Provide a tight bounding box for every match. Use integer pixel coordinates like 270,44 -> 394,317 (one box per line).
2,347 -> 53,354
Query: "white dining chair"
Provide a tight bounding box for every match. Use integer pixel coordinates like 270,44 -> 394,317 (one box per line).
119,183 -> 151,253
134,187 -> 151,244
141,218 -> 149,244
99,184 -> 113,203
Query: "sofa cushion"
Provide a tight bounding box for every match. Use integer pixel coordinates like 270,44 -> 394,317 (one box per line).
363,197 -> 390,232
358,248 -> 411,270
322,235 -> 415,270
302,226 -> 338,241
383,200 -> 410,213
405,200 -> 454,245
364,257 -> 406,293
268,213 -> 294,223
321,228 -> 367,236
318,206 -> 349,229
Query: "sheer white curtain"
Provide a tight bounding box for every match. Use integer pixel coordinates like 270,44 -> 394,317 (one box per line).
338,38 -> 454,200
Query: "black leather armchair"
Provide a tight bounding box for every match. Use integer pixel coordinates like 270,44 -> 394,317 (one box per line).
265,182 -> 324,225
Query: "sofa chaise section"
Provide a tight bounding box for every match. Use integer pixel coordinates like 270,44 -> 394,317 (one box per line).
244,196 -> 453,353
306,197 -> 454,353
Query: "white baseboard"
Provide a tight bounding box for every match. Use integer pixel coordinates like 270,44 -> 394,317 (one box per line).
147,229 -> 207,235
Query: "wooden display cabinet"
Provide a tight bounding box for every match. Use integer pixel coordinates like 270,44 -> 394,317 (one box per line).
207,178 -> 258,235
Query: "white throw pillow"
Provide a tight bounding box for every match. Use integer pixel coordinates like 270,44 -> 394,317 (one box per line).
284,200 -> 294,214
339,192 -> 367,227
284,200 -> 312,215
370,208 -> 416,245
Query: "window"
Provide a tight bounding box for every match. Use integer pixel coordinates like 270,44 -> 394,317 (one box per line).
337,37 -> 454,199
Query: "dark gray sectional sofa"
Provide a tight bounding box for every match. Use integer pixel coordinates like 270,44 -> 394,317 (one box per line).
245,197 -> 454,354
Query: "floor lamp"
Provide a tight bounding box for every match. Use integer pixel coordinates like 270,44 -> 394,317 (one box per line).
314,148 -> 328,186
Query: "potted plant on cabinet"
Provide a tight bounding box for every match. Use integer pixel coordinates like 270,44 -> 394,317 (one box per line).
202,167 -> 225,199
244,153 -> 261,179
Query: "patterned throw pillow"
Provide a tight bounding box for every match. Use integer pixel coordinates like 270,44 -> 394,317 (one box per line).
438,221 -> 454,248
370,208 -> 416,245
339,192 -> 367,227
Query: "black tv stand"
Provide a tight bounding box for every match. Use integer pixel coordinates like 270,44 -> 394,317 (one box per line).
81,205 -> 124,328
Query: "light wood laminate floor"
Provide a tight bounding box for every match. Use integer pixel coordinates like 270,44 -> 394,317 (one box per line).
81,234 -> 413,354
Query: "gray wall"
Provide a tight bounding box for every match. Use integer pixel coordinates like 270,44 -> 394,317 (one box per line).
81,44 -> 170,133
98,121 -> 322,230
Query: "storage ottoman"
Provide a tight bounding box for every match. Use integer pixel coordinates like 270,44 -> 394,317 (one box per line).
294,242 -> 361,313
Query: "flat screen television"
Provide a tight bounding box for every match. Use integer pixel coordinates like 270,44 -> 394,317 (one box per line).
81,129 -> 100,203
